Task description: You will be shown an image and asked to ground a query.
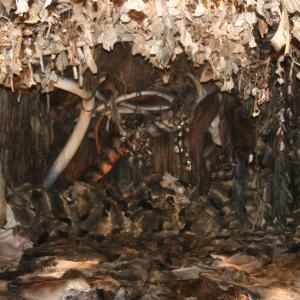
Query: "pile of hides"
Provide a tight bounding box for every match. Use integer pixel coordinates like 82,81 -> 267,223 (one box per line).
0,172 -> 300,299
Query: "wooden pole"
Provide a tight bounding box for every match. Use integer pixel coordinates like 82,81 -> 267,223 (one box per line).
0,162 -> 6,228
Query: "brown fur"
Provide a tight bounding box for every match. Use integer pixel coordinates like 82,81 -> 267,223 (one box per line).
65,116 -> 125,184
189,92 -> 221,194
219,94 -> 255,160
65,138 -> 96,183
190,92 -> 255,195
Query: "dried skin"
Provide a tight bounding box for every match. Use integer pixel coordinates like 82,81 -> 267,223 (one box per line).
19,277 -> 91,300
190,92 -> 255,195
219,95 -> 255,160
65,138 -> 96,183
65,116 -> 125,184
190,92 -> 221,194
111,0 -> 125,7
128,9 -> 147,23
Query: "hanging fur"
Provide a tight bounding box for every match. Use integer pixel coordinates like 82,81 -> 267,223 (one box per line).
189,92 -> 255,196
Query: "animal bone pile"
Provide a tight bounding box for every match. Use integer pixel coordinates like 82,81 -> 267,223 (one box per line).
1,171 -> 300,299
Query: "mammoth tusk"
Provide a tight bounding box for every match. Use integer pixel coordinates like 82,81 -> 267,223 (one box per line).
187,73 -> 219,106
43,77 -> 95,189
44,86 -> 172,188
95,90 -> 174,112
52,76 -> 91,99
187,73 -> 205,102
118,102 -> 171,112
115,90 -> 174,105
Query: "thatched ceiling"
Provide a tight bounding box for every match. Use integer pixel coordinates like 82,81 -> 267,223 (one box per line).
0,0 -> 299,99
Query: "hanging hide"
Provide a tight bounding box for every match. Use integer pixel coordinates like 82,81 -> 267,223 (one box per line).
219,94 -> 255,162
64,115 -> 125,184
64,138 -> 97,183
189,92 -> 222,195
189,91 -> 255,196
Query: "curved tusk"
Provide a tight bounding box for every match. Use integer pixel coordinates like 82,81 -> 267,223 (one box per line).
119,102 -> 171,112
115,90 -> 174,105
53,76 -> 91,99
187,73 -> 205,103
187,73 -> 219,106
43,77 -> 95,189
95,90 -> 174,112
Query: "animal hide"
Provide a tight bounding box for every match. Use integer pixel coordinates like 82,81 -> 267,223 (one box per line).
65,116 -> 124,184
189,92 -> 255,196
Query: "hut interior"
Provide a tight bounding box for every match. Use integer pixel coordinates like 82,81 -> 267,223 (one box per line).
1,1 -> 300,299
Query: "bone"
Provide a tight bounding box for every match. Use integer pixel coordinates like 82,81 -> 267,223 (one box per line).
187,72 -> 218,113
119,102 -> 171,112
43,77 -> 95,189
43,81 -> 174,188
187,73 -> 204,102
95,90 -> 174,113
271,7 -> 290,53
52,77 -> 91,99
